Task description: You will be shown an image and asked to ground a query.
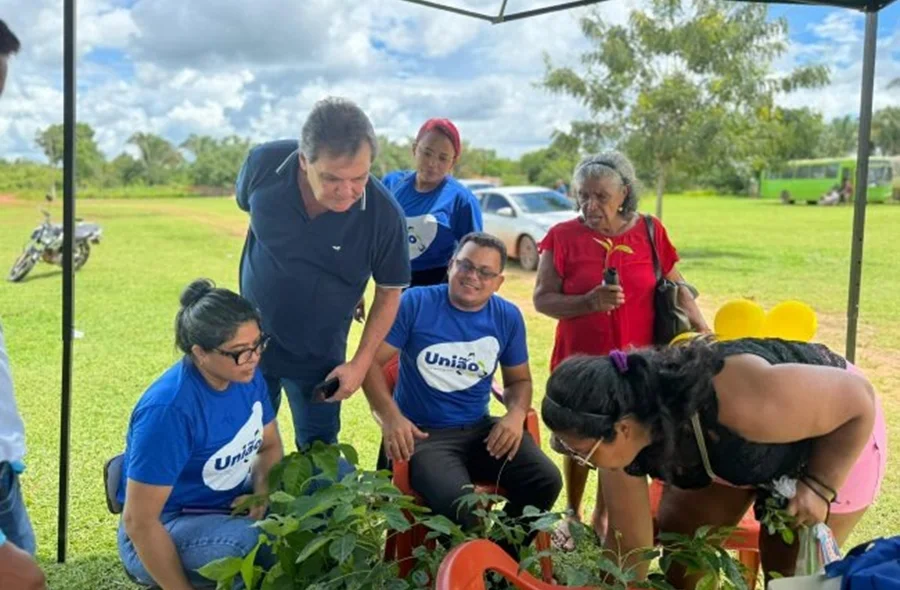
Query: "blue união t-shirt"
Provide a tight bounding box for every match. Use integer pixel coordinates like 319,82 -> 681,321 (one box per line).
386,285 -> 528,428
117,359 -> 276,513
383,172 -> 483,273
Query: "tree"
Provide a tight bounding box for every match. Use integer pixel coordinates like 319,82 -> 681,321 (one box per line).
819,115 -> 858,157
127,132 -> 183,185
772,108 -> 826,161
109,152 -> 144,185
872,107 -> 900,155
34,122 -> 105,184
372,135 -> 415,179
181,134 -> 252,187
519,132 -> 581,188
542,0 -> 829,217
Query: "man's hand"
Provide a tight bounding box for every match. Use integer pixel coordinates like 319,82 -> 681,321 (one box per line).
324,359 -> 368,403
231,494 -> 267,520
382,413 -> 429,462
485,410 -> 526,460
354,297 -> 366,323
583,284 -> 625,313
0,542 -> 47,590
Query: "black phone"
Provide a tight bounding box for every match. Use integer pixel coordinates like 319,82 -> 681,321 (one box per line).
312,377 -> 340,400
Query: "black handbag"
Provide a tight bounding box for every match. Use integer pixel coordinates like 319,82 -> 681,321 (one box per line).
643,215 -> 697,345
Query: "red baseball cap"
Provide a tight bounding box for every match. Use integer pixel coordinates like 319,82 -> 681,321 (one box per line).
416,118 -> 461,158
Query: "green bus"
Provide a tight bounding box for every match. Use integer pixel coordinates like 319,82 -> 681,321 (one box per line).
760,157 -> 895,204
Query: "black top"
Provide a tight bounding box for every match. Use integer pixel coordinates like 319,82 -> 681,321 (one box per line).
624,338 -> 847,489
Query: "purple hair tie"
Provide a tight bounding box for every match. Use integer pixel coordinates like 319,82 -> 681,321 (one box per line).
608,350 -> 629,374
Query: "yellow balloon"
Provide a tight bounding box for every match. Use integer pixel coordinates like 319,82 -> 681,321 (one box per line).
761,301 -> 818,342
670,331 -> 701,346
714,299 -> 765,341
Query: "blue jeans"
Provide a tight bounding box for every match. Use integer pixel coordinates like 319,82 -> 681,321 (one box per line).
118,512 -> 275,589
264,374 -> 354,480
0,461 -> 35,555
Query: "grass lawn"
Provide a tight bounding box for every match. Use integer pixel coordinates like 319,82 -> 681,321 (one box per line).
0,193 -> 898,589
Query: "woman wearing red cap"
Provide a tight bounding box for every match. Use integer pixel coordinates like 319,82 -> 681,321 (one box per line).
383,118 -> 483,287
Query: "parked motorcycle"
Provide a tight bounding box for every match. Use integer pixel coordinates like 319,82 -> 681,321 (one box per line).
7,197 -> 103,282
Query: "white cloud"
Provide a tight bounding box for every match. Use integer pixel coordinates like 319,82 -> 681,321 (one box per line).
0,0 -> 897,166
774,8 -> 900,120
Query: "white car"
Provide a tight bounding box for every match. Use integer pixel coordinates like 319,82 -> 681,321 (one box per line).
474,186 -> 579,271
458,178 -> 499,192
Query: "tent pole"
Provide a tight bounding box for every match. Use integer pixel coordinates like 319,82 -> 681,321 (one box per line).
845,9 -> 878,364
58,0 -> 76,564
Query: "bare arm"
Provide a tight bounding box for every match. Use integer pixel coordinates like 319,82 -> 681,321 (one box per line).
123,481 -> 194,590
351,286 -> 403,370
715,355 -> 876,493
328,286 -> 403,401
361,341 -> 428,462
485,362 -> 533,460
252,420 -> 283,496
361,341 -> 404,425
601,469 -> 654,579
0,542 -> 46,590
665,267 -> 709,332
533,251 -> 617,319
499,362 -> 532,420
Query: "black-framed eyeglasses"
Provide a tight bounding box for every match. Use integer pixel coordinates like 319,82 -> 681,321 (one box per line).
453,258 -> 500,280
215,335 -> 270,365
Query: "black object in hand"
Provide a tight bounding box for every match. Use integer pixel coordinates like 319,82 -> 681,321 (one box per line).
312,377 -> 340,400
603,268 -> 619,286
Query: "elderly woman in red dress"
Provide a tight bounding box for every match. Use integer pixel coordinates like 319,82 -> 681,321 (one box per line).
532,150 -> 708,549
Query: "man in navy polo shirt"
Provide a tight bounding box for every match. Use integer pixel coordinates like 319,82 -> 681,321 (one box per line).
361,232 -> 561,551
236,97 -> 410,455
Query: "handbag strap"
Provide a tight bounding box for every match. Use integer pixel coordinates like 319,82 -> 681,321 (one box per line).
642,215 -> 662,281
690,413 -> 718,482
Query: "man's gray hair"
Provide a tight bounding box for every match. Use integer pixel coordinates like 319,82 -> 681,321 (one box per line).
454,232 -> 508,272
571,150 -> 640,214
300,97 -> 379,164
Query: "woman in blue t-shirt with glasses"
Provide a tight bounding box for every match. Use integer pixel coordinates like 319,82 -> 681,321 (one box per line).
117,279 -> 283,590
382,118 -> 483,287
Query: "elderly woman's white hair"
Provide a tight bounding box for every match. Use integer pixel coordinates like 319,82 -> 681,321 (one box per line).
571,151 -> 640,214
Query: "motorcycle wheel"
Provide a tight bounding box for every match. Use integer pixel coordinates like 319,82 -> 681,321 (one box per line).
8,251 -> 37,282
74,241 -> 91,271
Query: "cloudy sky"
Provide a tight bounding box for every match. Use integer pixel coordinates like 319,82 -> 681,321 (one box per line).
1,0 -> 898,162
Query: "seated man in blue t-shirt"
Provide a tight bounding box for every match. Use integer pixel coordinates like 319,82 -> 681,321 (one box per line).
362,232 -> 562,543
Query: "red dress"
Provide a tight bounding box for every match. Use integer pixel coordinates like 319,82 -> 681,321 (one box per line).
538,216 -> 679,371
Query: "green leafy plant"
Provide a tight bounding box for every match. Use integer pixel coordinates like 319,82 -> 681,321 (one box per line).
657,526 -> 750,590
759,495 -> 797,545
198,444 -> 752,590
197,442 -> 461,590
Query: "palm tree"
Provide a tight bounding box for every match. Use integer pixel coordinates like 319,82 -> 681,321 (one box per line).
127,132 -> 183,185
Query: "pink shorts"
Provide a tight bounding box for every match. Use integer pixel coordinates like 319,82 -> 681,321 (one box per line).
829,363 -> 887,514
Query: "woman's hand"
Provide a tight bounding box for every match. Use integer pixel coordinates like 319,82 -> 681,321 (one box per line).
786,480 -> 830,527
582,284 -> 625,313
232,494 -> 267,520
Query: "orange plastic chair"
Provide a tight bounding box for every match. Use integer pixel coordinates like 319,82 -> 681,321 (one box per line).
649,479 -> 761,588
436,539 -> 597,590
380,354 -> 554,582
